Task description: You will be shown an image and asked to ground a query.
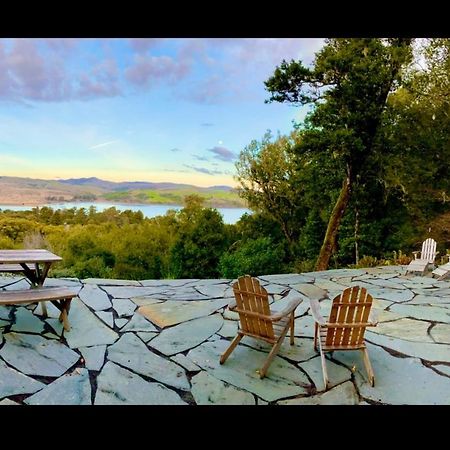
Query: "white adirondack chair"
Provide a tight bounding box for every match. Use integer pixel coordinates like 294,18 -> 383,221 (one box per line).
406,238 -> 438,275
432,254 -> 450,280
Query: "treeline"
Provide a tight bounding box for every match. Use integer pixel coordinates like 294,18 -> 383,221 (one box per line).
0,199 -> 289,279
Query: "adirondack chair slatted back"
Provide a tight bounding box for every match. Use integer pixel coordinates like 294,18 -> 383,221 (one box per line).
421,238 -> 437,263
325,286 -> 373,348
233,276 -> 274,340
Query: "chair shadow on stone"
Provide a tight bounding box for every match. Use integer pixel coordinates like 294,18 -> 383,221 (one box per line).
219,275 -> 302,379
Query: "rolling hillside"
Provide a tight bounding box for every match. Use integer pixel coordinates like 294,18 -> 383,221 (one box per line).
0,176 -> 246,208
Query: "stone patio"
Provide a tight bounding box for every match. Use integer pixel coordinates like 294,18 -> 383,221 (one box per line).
0,265 -> 449,405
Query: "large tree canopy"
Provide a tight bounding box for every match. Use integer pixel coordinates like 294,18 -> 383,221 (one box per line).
265,38 -> 413,270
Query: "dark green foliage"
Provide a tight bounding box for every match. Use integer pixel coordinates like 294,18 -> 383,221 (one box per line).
219,237 -> 285,278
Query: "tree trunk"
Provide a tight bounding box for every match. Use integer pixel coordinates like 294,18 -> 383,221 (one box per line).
315,174 -> 352,271
354,208 -> 360,265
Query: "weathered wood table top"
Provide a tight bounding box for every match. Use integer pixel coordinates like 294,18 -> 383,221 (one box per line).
0,249 -> 62,264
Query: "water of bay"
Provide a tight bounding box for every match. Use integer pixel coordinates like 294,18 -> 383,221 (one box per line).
0,202 -> 251,224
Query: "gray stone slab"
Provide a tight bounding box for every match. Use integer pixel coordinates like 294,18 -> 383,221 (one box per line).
362,278 -> 406,290
433,364 -> 450,377
278,381 -> 359,405
149,314 -> 223,356
83,278 -> 141,286
112,298 -> 137,317
107,332 -> 190,391
140,279 -> 199,287
314,279 -> 349,292
95,361 -> 187,405
95,311 -> 114,328
0,399 -> 20,405
3,279 -> 32,290
294,315 -> 316,339
187,340 -> 310,402
356,286 -> 415,303
335,343 -> 450,404
290,283 -> 327,300
299,356 -> 352,391
218,320 -> 238,338
130,297 -> 164,307
102,286 -> 162,299
0,319 -> 7,328
171,354 -> 201,372
430,324 -> 450,344
34,301 -> 62,319
0,332 -> 79,377
138,298 -> 229,328
259,274 -> 315,284
0,305 -> 12,320
0,359 -> 45,399
195,284 -> 230,299
408,294 -> 448,305
11,307 -> 45,334
366,331 -> 450,363
165,287 -> 211,301
242,336 -> 318,363
309,268 -> 367,278
79,345 -> 107,371
78,284 -> 111,311
64,300 -> 119,349
24,368 -> 92,405
136,331 -> 158,343
46,318 -> 65,336
115,318 -> 129,329
191,371 -> 255,405
43,278 -> 82,288
120,313 -> 158,332
223,308 -> 239,321
370,318 -> 433,343
388,303 -> 450,323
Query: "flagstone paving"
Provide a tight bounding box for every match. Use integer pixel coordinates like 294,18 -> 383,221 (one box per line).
0,266 -> 449,404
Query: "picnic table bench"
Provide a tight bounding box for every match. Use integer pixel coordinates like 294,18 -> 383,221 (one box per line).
0,250 -> 78,331
0,287 -> 78,331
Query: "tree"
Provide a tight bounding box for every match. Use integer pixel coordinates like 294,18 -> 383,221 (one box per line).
235,130 -> 306,251
265,38 -> 413,270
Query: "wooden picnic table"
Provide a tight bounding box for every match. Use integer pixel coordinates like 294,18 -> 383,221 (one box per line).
0,249 -> 62,287
0,249 -> 76,330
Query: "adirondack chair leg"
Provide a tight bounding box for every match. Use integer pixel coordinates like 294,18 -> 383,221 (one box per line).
314,322 -> 318,351
259,329 -> 288,379
318,338 -> 330,390
220,333 -> 243,364
361,347 -> 375,387
290,312 -> 295,345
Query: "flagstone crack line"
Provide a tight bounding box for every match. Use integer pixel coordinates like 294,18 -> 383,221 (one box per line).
0,277 -> 31,289
421,360 -> 450,378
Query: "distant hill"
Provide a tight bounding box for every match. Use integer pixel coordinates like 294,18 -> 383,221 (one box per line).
0,176 -> 245,208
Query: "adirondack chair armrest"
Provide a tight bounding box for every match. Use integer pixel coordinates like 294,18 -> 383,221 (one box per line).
309,298 -> 326,326
228,298 -> 237,310
368,309 -> 378,326
270,297 -> 302,322
412,251 -> 420,259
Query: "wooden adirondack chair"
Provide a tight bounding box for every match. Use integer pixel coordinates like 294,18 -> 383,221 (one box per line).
432,254 -> 450,280
309,286 -> 378,390
406,238 -> 439,275
219,275 -> 302,378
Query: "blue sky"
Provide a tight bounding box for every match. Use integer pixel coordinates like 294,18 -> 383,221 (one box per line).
0,38 -> 324,187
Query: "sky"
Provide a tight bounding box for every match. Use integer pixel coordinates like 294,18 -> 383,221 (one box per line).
0,38 -> 324,187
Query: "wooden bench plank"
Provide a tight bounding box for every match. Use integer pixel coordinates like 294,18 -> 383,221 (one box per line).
0,287 -> 78,304
0,287 -> 78,331
0,264 -> 27,272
